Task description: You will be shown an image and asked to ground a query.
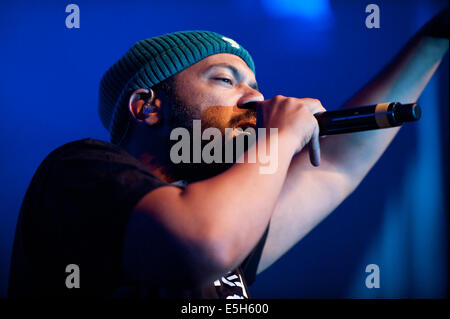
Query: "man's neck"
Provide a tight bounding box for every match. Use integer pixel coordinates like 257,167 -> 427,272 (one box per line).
123,133 -> 232,184
134,152 -> 181,184
121,134 -> 179,183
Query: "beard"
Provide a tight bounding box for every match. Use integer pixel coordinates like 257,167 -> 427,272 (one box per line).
155,91 -> 257,183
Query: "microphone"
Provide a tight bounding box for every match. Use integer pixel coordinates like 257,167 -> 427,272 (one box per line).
313,102 -> 421,136
242,102 -> 421,136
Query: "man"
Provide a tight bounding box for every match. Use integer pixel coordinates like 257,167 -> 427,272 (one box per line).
8,9 -> 448,298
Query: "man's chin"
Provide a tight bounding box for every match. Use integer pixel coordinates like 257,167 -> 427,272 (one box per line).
160,128 -> 255,183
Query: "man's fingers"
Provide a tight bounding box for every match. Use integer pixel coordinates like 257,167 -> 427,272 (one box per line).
306,99 -> 326,141
303,98 -> 327,114
308,126 -> 321,167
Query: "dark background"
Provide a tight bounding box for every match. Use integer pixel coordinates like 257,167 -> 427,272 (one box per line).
0,0 -> 448,298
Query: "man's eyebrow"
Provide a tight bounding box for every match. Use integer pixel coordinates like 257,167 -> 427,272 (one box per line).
205,63 -> 259,91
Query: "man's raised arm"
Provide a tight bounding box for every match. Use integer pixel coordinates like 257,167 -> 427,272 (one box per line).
258,9 -> 449,273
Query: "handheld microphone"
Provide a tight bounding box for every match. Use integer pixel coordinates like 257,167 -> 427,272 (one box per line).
314,102 -> 421,136
242,102 -> 421,136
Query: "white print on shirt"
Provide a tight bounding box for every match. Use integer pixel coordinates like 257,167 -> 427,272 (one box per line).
213,272 -> 248,298
227,294 -> 245,299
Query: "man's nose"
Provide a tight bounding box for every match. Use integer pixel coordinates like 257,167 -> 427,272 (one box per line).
236,89 -> 264,111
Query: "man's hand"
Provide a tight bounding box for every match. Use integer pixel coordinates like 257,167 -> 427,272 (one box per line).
258,96 -> 326,166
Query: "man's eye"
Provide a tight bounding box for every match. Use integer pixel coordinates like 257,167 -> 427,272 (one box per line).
215,78 -> 233,85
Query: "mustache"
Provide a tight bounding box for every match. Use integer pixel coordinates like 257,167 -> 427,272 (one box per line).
229,110 -> 257,127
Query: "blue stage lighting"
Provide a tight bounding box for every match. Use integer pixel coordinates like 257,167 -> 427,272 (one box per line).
261,0 -> 332,20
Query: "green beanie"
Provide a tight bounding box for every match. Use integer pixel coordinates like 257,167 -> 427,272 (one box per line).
98,30 -> 256,145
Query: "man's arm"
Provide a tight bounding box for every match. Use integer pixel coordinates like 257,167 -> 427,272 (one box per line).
257,9 -> 449,273
121,96 -> 321,288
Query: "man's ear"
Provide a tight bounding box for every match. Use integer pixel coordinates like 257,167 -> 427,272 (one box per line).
128,88 -> 163,125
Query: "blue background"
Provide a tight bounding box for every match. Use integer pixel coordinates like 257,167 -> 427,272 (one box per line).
0,0 -> 448,298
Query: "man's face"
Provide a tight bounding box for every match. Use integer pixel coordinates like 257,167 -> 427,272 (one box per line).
154,53 -> 264,182
165,53 -> 263,136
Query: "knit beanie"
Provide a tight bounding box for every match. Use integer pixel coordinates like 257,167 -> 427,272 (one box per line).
98,30 -> 256,145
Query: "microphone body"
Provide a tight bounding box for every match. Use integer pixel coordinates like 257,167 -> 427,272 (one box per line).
242,101 -> 421,135
314,102 -> 421,136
